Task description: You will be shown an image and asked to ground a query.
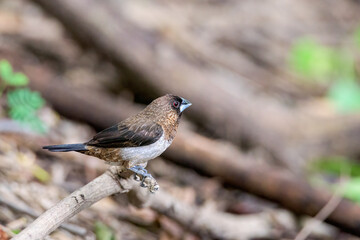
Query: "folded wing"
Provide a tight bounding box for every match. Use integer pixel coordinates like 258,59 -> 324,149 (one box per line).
86,122 -> 163,148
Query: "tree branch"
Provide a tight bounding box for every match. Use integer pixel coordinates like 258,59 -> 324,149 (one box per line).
12,167 -> 151,240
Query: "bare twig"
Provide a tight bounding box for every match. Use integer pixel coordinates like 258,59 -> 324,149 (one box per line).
294,170 -> 348,240
294,192 -> 342,240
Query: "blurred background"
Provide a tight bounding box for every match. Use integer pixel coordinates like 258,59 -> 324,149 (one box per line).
1,0 -> 360,239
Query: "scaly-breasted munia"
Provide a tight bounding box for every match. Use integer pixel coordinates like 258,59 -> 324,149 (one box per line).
43,94 -> 192,187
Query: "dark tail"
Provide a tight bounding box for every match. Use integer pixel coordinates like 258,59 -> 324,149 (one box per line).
43,143 -> 87,152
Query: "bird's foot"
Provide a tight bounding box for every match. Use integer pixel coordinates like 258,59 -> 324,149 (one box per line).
141,174 -> 159,193
130,166 -> 159,193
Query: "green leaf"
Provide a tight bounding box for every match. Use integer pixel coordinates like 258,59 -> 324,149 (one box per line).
7,73 -> 29,86
328,80 -> 360,112
7,88 -> 47,133
341,178 -> 360,203
7,88 -> 45,110
11,229 -> 20,234
0,59 -> 13,82
8,105 -> 35,121
7,88 -> 30,108
27,91 -> 45,109
94,222 -> 115,240
0,60 -> 29,86
9,108 -> 47,133
289,39 -> 335,82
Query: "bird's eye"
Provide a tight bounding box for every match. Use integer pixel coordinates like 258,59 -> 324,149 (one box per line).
173,100 -> 180,109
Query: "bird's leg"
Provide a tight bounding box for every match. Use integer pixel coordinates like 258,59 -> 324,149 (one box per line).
130,165 -> 148,177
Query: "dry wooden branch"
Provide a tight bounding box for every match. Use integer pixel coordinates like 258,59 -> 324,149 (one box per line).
12,168 -> 152,240
24,73 -> 360,236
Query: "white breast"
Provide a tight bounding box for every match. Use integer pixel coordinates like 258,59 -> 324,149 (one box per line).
118,133 -> 172,165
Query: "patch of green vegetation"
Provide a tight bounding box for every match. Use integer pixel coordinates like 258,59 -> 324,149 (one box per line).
289,29 -> 360,112
94,221 -> 115,240
0,60 -> 29,89
341,178 -> 360,203
11,229 -> 20,234
0,59 -> 47,133
311,156 -> 360,177
328,80 -> 360,112
290,39 -> 335,82
310,156 -> 360,203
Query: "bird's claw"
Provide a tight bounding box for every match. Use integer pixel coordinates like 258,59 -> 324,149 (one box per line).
140,175 -> 159,193
140,180 -> 148,188
150,183 -> 160,193
133,174 -> 141,181
130,166 -> 159,193
139,174 -> 152,188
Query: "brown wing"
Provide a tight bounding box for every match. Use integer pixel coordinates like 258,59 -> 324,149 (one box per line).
86,122 -> 163,148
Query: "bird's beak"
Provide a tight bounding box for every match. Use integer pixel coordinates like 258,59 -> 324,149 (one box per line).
180,97 -> 192,112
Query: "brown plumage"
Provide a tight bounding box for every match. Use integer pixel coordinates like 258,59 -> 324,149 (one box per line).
43,94 -> 192,172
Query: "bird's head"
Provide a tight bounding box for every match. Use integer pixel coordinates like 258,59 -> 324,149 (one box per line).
148,94 -> 192,121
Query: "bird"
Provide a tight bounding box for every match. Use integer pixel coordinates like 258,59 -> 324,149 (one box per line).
43,94 -> 192,185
